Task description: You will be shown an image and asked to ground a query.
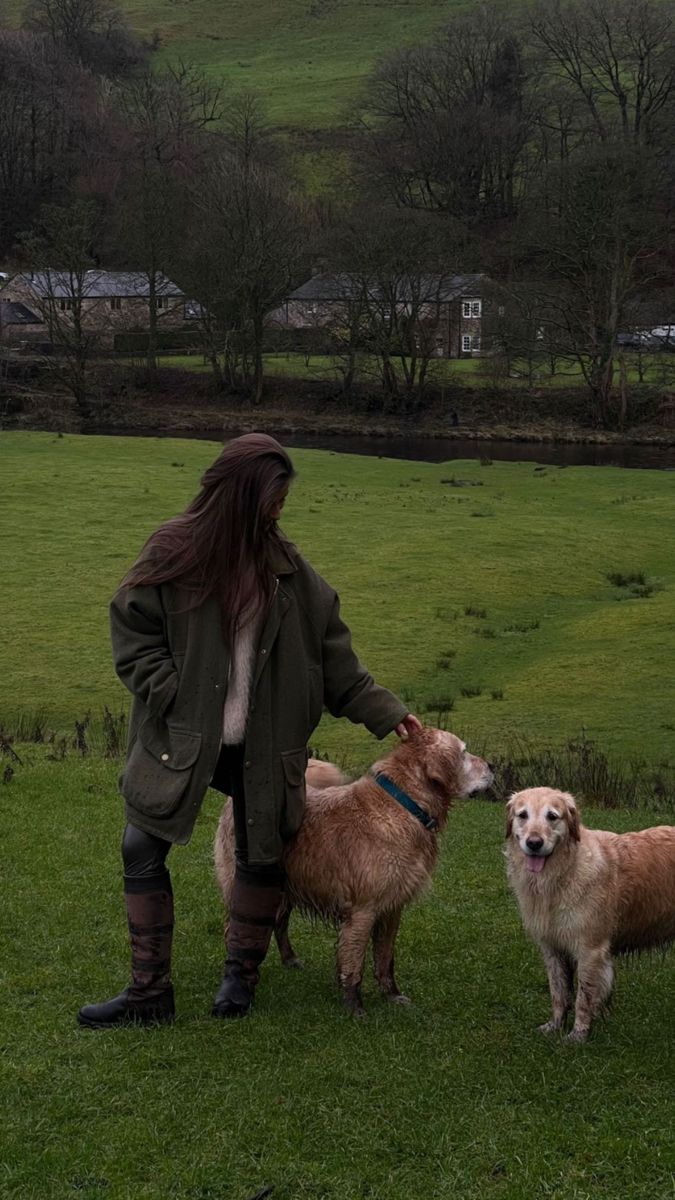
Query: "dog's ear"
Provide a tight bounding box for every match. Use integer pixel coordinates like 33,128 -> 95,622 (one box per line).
505,794 -> 517,839
563,793 -> 581,842
423,732 -> 461,793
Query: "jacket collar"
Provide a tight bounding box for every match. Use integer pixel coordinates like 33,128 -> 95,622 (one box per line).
268,536 -> 298,577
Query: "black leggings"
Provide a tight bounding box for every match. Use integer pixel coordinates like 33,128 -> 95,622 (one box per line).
122,744 -> 280,880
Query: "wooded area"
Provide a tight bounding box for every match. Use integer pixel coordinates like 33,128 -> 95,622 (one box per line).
1,0 -> 675,425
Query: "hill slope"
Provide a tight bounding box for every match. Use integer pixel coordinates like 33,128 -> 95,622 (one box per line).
4,0 -> 457,126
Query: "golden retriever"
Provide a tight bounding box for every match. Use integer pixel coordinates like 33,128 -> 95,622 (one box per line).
215,728 -> 493,1015
505,787 -> 675,1042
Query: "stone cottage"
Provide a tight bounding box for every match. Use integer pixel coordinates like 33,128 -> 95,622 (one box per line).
0,270 -> 189,350
0,299 -> 45,347
268,271 -> 489,358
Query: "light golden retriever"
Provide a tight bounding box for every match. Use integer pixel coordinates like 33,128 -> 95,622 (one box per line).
215,728 -> 493,1015
505,786 -> 675,1042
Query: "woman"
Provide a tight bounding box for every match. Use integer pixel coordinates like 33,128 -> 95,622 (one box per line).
78,433 -> 421,1028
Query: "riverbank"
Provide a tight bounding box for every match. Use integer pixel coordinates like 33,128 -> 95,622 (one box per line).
4,370 -> 675,455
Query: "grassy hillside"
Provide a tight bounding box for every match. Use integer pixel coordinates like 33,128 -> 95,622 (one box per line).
2,431 -> 675,771
3,0 -> 457,126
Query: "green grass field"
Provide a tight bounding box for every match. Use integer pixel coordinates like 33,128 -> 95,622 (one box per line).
3,431 -> 674,764
152,350 -> 674,392
2,0 -> 458,126
3,751 -> 675,1200
3,431 -> 675,1199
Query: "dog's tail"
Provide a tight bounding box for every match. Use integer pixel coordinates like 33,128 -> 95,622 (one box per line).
306,758 -> 348,790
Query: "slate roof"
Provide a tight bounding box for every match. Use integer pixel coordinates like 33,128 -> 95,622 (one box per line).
0,299 -> 42,325
16,270 -> 183,299
288,272 -> 486,303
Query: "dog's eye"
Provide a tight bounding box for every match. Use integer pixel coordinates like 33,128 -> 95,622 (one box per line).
517,811 -> 527,820
546,812 -> 559,822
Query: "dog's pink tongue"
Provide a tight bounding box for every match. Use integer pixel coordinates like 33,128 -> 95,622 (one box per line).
526,855 -> 546,874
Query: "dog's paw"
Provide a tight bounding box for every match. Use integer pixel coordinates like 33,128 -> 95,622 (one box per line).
282,957 -> 304,971
538,1020 -> 563,1035
387,993 -> 412,1006
564,1027 -> 589,1045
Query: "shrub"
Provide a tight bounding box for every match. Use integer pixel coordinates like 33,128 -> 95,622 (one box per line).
488,733 -> 675,811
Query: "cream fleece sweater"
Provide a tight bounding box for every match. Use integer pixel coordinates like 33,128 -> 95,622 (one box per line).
221,609 -> 263,745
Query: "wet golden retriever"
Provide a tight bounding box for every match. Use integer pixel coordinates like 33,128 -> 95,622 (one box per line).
215,728 -> 493,1015
505,787 -> 675,1042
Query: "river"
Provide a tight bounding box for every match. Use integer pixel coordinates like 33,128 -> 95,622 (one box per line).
89,426 -> 675,469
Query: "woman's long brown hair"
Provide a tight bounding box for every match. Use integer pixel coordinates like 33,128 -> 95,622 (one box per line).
122,433 -> 295,645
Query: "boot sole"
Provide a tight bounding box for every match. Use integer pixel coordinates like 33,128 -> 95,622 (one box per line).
211,1004 -> 251,1019
77,1011 -> 175,1029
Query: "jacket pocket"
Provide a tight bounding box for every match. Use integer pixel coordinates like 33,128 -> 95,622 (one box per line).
122,719 -> 202,818
279,747 -> 308,840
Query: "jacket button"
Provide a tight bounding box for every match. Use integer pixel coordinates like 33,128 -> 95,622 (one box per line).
260,648 -> 267,656
245,760 -> 252,769
161,753 -> 169,762
247,817 -> 254,826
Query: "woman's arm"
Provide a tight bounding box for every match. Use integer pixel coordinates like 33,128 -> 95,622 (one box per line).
321,593 -> 410,739
110,585 -> 179,718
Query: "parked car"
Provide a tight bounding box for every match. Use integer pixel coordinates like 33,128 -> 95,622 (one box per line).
649,325 -> 675,349
616,330 -> 653,349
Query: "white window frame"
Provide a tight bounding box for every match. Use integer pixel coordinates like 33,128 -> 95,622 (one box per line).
462,298 -> 482,318
110,296 -> 122,311
462,334 -> 473,353
58,298 -> 74,312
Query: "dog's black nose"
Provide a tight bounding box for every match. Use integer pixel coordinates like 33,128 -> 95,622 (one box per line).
526,836 -> 544,852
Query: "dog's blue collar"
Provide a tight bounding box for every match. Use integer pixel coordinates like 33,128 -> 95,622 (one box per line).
374,772 -> 439,832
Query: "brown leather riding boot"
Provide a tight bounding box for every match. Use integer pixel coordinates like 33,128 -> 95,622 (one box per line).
78,871 -> 175,1028
211,863 -> 284,1018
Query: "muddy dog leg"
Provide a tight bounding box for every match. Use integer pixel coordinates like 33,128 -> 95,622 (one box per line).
274,897 -> 302,969
337,905 -> 378,1017
538,943 -> 575,1034
567,943 -> 614,1043
372,909 -> 410,1005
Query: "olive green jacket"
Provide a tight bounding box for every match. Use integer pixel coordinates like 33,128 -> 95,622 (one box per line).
110,538 -> 408,861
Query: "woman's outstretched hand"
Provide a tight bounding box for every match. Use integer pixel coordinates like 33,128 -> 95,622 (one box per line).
394,713 -> 423,740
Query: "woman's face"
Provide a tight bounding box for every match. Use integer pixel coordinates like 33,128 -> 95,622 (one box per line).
268,485 -> 290,522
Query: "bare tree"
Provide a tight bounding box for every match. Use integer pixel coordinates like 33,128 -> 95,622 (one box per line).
19,199 -> 103,418
517,143 -> 672,425
181,147 -> 308,403
530,0 -> 675,147
327,209 -> 454,411
359,4 -> 537,222
23,0 -> 150,76
108,63 -> 223,374
0,30 -> 102,256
